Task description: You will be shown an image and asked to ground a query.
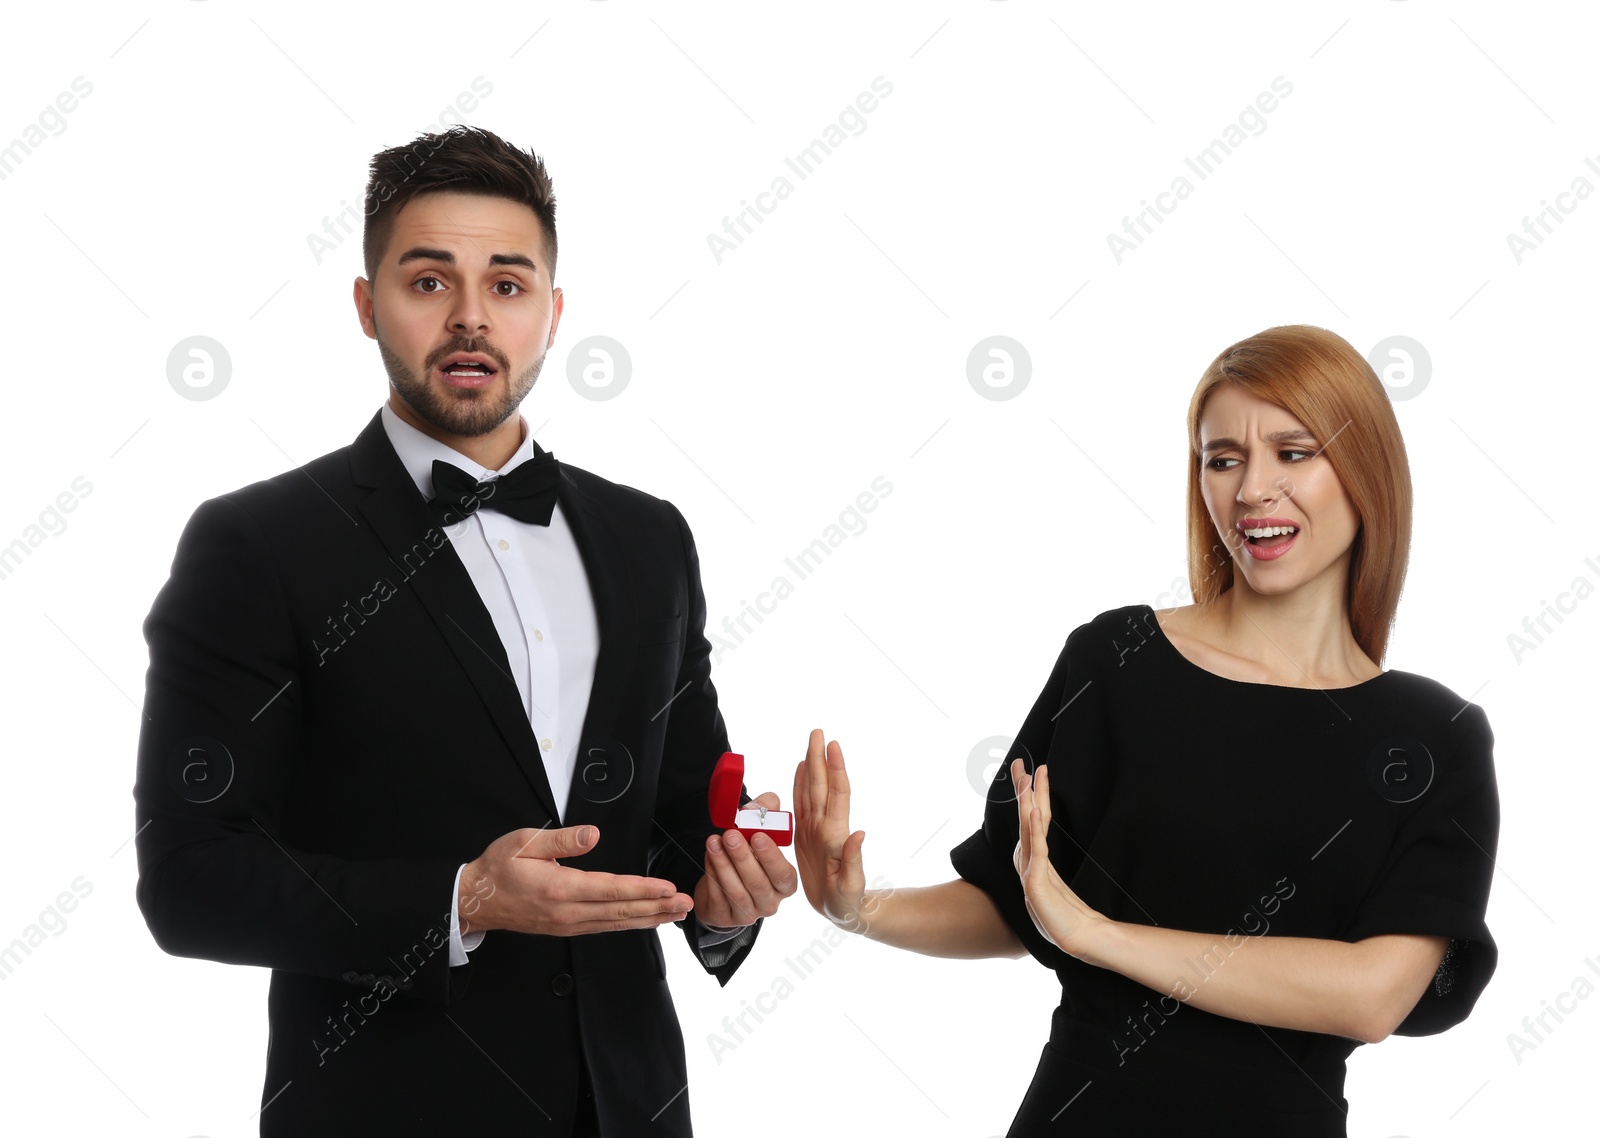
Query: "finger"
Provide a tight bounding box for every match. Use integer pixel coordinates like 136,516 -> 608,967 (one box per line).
559,868 -> 683,903
705,834 -> 759,924
562,888 -> 694,926
1036,764 -> 1052,831
1011,756 -> 1032,803
718,829 -> 782,915
744,790 -> 782,811
565,901 -> 695,934
1011,759 -> 1033,865
695,860 -> 731,926
793,750 -> 823,906
744,831 -> 800,899
804,728 -> 827,821
794,743 -> 810,827
513,823 -> 599,861
840,828 -> 866,895
1010,759 -> 1026,865
824,739 -> 851,832
1029,804 -> 1050,869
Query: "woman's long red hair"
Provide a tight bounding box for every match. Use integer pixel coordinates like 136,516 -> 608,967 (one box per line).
1184,325 -> 1413,665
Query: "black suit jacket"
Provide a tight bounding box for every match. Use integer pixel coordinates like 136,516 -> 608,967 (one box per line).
133,409 -> 761,1135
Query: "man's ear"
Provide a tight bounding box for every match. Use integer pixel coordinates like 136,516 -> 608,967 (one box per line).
546,285 -> 564,349
353,277 -> 378,339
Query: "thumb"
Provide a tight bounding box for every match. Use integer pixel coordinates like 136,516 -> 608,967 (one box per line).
844,829 -> 866,869
523,824 -> 597,859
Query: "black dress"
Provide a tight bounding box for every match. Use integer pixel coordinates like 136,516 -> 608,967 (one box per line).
951,604 -> 1499,1136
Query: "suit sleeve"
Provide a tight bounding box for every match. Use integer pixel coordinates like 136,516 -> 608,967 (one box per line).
134,496 -> 470,1008
646,501 -> 761,982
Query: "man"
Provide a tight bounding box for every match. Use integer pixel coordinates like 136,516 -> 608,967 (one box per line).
134,125 -> 797,1136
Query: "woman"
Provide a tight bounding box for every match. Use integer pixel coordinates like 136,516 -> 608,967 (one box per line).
793,325 -> 1498,1135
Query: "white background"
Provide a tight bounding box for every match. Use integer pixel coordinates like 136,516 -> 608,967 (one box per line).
0,1 -> 1595,1134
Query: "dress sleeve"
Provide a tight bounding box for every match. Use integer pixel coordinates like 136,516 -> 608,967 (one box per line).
949,620 -> 1108,969
1343,703 -> 1500,1036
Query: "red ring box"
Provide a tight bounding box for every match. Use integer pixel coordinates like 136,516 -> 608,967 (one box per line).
708,751 -> 793,846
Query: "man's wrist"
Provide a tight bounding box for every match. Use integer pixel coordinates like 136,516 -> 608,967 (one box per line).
459,857 -> 495,934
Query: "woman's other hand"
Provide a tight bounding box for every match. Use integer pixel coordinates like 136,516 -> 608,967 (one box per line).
1011,758 -> 1105,958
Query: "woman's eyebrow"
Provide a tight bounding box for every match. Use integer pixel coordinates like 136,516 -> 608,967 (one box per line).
1201,429 -> 1317,454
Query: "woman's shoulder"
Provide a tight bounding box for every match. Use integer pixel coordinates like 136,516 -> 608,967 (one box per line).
1038,603 -> 1186,692
1058,603 -> 1160,667
1379,669 -> 1497,772
1067,602 -> 1157,642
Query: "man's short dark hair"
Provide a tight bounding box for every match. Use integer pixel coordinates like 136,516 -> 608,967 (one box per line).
361,125 -> 558,286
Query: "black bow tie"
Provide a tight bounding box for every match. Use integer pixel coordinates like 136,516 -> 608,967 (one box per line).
427,452 -> 561,526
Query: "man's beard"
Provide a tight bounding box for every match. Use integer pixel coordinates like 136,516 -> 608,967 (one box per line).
377,323 -> 545,438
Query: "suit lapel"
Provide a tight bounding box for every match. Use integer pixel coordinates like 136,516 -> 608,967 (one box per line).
553,468 -> 639,831
347,411 -> 641,833
348,411 -> 564,823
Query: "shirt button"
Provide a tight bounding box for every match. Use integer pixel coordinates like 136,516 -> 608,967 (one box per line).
541,737 -> 553,751
497,538 -> 510,551
551,973 -> 574,997
533,628 -> 544,642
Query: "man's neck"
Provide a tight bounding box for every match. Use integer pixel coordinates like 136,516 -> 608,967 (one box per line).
388,393 -> 524,471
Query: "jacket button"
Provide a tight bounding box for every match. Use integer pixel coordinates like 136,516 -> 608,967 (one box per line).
341,971 -> 360,984
551,973 -> 574,996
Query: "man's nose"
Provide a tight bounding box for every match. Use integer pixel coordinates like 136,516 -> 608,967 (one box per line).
449,296 -> 489,334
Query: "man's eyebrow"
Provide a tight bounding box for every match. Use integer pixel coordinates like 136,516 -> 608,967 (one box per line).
395,246 -> 539,273
1201,429 -> 1318,454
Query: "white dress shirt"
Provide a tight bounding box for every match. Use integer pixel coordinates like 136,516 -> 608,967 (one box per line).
378,403 -> 744,965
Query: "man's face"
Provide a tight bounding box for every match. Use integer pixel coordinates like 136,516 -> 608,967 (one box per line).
355,190 -> 562,438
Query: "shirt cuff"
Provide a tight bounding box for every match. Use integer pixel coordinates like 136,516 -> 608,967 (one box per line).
450,862 -> 487,967
695,916 -> 747,947
696,917 -> 759,969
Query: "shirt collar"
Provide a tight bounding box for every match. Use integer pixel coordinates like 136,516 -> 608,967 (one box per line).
379,400 -> 538,502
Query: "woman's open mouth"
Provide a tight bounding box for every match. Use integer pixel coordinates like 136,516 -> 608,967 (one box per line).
1241,524 -> 1297,560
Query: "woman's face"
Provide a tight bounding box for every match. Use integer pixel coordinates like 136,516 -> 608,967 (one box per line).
1197,384 -> 1362,599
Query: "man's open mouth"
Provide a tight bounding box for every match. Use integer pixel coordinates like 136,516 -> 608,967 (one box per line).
439,354 -> 498,377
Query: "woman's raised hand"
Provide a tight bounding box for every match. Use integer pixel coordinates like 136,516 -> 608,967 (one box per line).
794,728 -> 869,931
1011,758 -> 1103,957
